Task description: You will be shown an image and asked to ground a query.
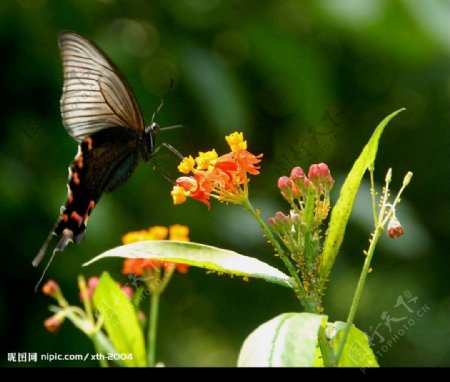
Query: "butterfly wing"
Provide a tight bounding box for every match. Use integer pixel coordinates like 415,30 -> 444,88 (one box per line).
34,127 -> 141,269
56,127 -> 141,241
59,31 -> 144,142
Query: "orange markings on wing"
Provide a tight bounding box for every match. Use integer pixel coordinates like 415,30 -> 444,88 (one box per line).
72,172 -> 80,185
84,200 -> 96,224
87,200 -> 95,213
70,211 -> 83,227
61,213 -> 69,222
84,137 -> 93,151
67,193 -> 73,204
76,155 -> 84,169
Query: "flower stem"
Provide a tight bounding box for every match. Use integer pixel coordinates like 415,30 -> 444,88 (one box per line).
91,333 -> 109,367
335,224 -> 383,364
242,198 -> 316,311
369,164 -> 378,224
318,325 -> 336,367
147,290 -> 160,367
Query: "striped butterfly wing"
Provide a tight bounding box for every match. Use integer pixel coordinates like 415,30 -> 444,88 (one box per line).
59,31 -> 144,142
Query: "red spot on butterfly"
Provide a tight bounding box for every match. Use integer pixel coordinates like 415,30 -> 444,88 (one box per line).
84,137 -> 93,151
61,214 -> 69,222
67,193 -> 73,204
87,200 -> 95,213
72,172 -> 80,185
70,211 -> 83,227
84,200 -> 96,223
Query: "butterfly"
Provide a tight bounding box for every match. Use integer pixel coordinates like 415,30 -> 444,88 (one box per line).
33,31 -> 178,278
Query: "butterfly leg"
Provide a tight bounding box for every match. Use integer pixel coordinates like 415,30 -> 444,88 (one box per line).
150,158 -> 177,185
153,142 -> 184,160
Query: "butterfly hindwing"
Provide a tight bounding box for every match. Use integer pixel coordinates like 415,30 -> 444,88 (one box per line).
58,32 -> 145,142
54,127 -> 141,248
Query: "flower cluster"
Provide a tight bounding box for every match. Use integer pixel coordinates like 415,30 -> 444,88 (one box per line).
269,163 -> 334,234
122,225 -> 190,276
42,277 -> 134,334
171,132 -> 263,207
268,164 -> 334,298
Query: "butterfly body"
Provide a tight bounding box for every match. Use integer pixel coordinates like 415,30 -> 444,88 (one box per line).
34,31 -> 161,268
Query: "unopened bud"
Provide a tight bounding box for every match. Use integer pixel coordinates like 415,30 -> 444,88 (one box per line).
387,217 -> 404,238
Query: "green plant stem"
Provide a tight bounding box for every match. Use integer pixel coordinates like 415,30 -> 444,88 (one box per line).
147,290 -> 160,367
91,333 -> 109,367
369,164 -> 378,224
335,225 -> 383,364
318,325 -> 336,367
242,198 -> 316,311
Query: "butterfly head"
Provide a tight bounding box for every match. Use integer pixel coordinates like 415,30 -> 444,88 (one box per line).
143,122 -> 160,161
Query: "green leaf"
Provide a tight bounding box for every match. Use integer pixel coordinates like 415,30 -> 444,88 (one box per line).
85,241 -> 294,288
237,313 -> 327,367
93,272 -> 146,367
319,109 -> 405,286
327,322 -> 379,367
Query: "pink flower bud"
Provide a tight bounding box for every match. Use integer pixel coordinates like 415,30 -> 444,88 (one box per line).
317,163 -> 330,177
275,211 -> 289,222
44,314 -> 65,334
42,280 -> 60,297
278,176 -> 291,189
87,276 -> 99,290
290,166 -> 305,180
278,176 -> 294,202
122,285 -> 135,299
308,164 -> 320,179
80,276 -> 100,301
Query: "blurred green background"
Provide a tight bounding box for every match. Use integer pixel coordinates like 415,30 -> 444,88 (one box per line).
1,0 -> 449,367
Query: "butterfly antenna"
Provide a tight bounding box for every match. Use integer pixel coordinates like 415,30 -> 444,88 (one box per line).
151,79 -> 175,123
151,96 -> 164,123
159,124 -> 184,132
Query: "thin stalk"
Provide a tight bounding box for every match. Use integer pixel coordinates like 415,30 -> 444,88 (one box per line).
242,198 -> 318,312
147,290 -> 160,367
318,325 -> 336,367
335,224 -> 383,364
368,164 -> 378,224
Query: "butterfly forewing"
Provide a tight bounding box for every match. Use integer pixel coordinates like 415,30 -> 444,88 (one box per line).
59,32 -> 144,142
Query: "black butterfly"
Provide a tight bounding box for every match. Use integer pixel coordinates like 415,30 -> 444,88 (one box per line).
33,31 -> 176,275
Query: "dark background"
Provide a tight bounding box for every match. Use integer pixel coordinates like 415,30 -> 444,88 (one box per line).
1,0 -> 449,367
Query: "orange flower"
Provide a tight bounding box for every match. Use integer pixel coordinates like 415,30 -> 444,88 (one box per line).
171,132 -> 262,207
121,225 -> 191,275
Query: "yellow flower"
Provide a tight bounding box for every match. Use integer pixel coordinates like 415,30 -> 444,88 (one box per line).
122,230 -> 151,244
122,226 -> 168,244
171,185 -> 188,205
195,149 -> 218,170
169,224 -> 190,241
121,225 -> 191,275
225,132 -> 247,151
147,226 -> 169,240
178,155 -> 195,174
172,132 -> 262,207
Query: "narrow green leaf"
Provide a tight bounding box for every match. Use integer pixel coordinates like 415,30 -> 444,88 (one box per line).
85,241 -> 294,288
327,322 -> 379,367
319,109 -> 405,285
93,272 -> 146,367
237,313 -> 327,367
